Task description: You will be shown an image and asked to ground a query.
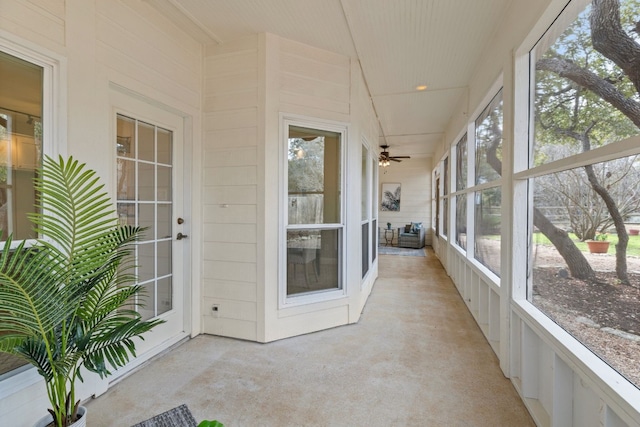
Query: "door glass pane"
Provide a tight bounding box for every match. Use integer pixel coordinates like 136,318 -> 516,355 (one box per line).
138,242 -> 155,283
139,282 -> 156,322
138,121 -> 155,162
157,240 -> 171,278
138,204 -> 155,239
117,114 -> 174,319
157,204 -> 171,238
157,165 -> 172,201
157,128 -> 172,164
139,162 -> 155,201
157,277 -> 172,316
117,116 -> 135,159
0,50 -> 44,376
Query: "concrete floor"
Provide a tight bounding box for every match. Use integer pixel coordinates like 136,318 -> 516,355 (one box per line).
85,248 -> 534,426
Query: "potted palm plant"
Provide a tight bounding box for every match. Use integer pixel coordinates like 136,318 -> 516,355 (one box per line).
0,156 -> 163,427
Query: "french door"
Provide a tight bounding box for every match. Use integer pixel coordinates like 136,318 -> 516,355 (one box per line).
112,90 -> 189,372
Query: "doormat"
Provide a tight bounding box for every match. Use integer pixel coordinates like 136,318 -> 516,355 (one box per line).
131,404 -> 198,427
378,246 -> 426,257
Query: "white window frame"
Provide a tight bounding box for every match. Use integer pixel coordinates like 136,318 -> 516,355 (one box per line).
467,78 -> 504,285
360,137 -> 375,285
279,114 -> 348,308
512,0 -> 640,420
0,34 -> 65,396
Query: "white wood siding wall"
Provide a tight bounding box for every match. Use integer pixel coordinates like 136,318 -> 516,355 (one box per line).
202,34 -> 378,342
0,0 -> 65,53
378,157 -> 433,246
0,2 -> 203,425
202,36 -> 260,341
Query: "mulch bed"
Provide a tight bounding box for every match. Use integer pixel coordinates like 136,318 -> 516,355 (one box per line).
533,268 -> 640,334
531,268 -> 640,387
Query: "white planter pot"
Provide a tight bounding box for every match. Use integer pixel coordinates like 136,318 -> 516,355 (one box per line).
34,406 -> 87,427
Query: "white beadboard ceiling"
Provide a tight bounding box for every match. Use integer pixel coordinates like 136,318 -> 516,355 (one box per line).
154,0 -> 512,158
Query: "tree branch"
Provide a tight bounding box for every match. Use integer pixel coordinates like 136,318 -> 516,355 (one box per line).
591,0 -> 640,94
537,57 -> 640,128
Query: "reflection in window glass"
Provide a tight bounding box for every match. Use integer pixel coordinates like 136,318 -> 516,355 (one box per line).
287,229 -> 341,295
287,124 -> 343,297
475,90 -> 503,185
288,126 -> 341,225
474,188 -> 501,276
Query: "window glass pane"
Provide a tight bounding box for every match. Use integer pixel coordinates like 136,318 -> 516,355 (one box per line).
0,50 -> 44,376
288,126 -> 341,225
455,194 -> 467,250
362,222 -> 369,278
442,198 -> 448,237
475,90 -> 503,184
456,134 -> 467,191
474,188 -> 501,276
0,52 -> 43,241
443,157 -> 449,195
371,219 -> 377,263
361,145 -> 368,221
532,2 -> 640,167
529,154 -> 640,388
371,158 -> 377,218
287,228 -> 341,295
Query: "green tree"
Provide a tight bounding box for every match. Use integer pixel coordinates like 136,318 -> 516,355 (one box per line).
533,0 -> 640,283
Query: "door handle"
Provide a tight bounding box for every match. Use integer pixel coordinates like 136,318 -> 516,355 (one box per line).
177,232 -> 188,240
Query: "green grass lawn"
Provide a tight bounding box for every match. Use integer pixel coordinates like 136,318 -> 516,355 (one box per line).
532,232 -> 640,257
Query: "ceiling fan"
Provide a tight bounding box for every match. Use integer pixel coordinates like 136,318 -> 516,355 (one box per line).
379,145 -> 410,166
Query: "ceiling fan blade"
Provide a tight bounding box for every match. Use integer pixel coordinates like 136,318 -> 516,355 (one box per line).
390,156 -> 410,159
390,158 -> 402,162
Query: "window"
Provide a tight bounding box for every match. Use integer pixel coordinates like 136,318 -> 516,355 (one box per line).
523,0 -> 640,389
361,144 -> 370,278
0,50 -> 44,377
473,89 -> 503,276
285,123 -> 344,299
371,156 -> 378,264
441,157 -> 449,237
455,134 -> 468,250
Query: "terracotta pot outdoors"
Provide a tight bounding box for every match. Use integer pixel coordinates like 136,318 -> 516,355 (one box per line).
629,229 -> 639,236
586,240 -> 610,254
